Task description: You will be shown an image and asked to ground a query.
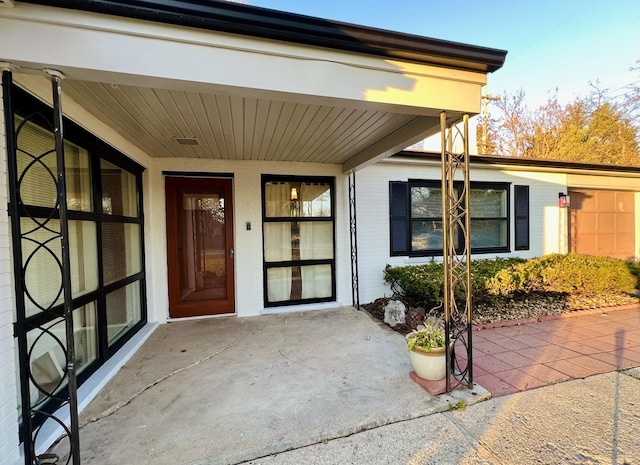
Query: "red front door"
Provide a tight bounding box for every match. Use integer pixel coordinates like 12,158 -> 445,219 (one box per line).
165,177 -> 235,317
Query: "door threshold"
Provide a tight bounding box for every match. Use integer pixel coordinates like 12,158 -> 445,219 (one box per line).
167,312 -> 236,322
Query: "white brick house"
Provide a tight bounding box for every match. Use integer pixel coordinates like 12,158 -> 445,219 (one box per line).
1,2 -> 639,462
0,0 -> 507,462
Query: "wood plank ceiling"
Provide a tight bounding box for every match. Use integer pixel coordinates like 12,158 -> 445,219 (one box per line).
62,80 -> 420,164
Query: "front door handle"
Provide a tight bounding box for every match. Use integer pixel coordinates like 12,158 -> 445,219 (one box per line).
229,248 -> 234,259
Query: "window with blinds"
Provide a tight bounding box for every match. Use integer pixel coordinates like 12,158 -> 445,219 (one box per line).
9,85 -> 146,422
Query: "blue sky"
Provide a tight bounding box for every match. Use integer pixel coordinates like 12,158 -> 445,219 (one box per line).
247,0 -> 640,109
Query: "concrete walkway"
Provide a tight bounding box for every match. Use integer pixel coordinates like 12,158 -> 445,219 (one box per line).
242,368 -> 640,465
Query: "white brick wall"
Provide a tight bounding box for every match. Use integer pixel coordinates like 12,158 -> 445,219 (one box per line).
355,159 -> 568,304
0,76 -> 22,465
148,158 -> 352,321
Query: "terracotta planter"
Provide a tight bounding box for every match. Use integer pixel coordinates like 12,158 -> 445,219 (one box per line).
409,345 -> 446,381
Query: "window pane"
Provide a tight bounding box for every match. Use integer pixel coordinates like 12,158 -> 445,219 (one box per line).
264,182 -> 292,217
266,267 -> 292,303
21,217 -> 62,315
24,303 -> 97,407
21,219 -> 98,317
471,219 -> 508,248
411,186 -> 442,217
264,182 -> 332,218
264,222 -> 293,262
14,116 -> 92,211
15,116 -> 57,209
300,182 -> 331,217
266,265 -> 332,303
264,222 -> 333,261
68,221 -> 99,298
299,222 -> 333,259
102,223 -> 142,285
470,188 -> 507,217
301,264 -> 332,299
411,220 -> 443,251
175,191 -> 228,302
106,281 -> 142,346
101,160 -> 138,217
65,142 -> 92,212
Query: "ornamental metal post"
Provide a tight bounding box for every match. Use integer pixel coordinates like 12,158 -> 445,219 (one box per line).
348,171 -> 360,309
50,70 -> 82,465
440,112 -> 473,392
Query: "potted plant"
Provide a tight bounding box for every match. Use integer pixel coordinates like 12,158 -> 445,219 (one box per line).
406,318 -> 447,381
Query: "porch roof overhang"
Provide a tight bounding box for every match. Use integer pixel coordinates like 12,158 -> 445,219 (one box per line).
1,1 -> 507,172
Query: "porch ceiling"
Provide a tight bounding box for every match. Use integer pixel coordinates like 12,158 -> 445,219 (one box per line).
60,79 -> 436,168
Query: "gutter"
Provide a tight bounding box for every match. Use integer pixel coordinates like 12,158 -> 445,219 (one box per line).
391,151 -> 640,176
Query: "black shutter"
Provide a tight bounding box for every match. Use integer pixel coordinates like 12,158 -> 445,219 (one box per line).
514,185 -> 529,250
389,181 -> 409,255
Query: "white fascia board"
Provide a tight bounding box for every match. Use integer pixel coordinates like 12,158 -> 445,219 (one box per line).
0,4 -> 486,115
384,156 -> 640,179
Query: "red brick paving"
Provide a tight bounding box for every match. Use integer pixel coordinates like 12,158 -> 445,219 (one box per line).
469,304 -> 640,398
409,372 -> 461,396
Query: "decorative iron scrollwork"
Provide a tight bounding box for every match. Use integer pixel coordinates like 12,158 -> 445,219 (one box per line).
440,113 -> 473,392
4,70 -> 80,465
348,171 -> 360,309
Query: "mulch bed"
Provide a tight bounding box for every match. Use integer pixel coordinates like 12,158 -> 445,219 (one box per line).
362,293 -> 640,335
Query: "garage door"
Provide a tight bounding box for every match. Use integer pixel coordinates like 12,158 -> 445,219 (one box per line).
569,190 -> 636,260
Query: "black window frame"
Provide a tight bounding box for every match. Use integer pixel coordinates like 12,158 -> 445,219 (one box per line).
8,85 -> 147,427
390,179 -> 511,256
261,174 -> 336,307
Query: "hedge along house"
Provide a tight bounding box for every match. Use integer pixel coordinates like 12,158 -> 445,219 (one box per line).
0,0 -> 507,462
356,151 -> 640,304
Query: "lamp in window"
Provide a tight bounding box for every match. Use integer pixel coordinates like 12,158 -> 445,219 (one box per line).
558,192 -> 570,208
290,187 -> 299,216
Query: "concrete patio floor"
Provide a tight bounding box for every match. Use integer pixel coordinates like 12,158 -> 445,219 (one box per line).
54,307 -> 486,465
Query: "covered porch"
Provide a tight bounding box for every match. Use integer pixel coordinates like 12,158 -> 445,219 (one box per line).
50,307 -> 487,465
0,1 -> 506,463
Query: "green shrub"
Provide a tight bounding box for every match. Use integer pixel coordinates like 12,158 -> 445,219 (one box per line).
383,257 -> 524,309
486,254 -> 637,297
384,260 -> 443,309
470,257 -> 527,301
384,254 -> 637,311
